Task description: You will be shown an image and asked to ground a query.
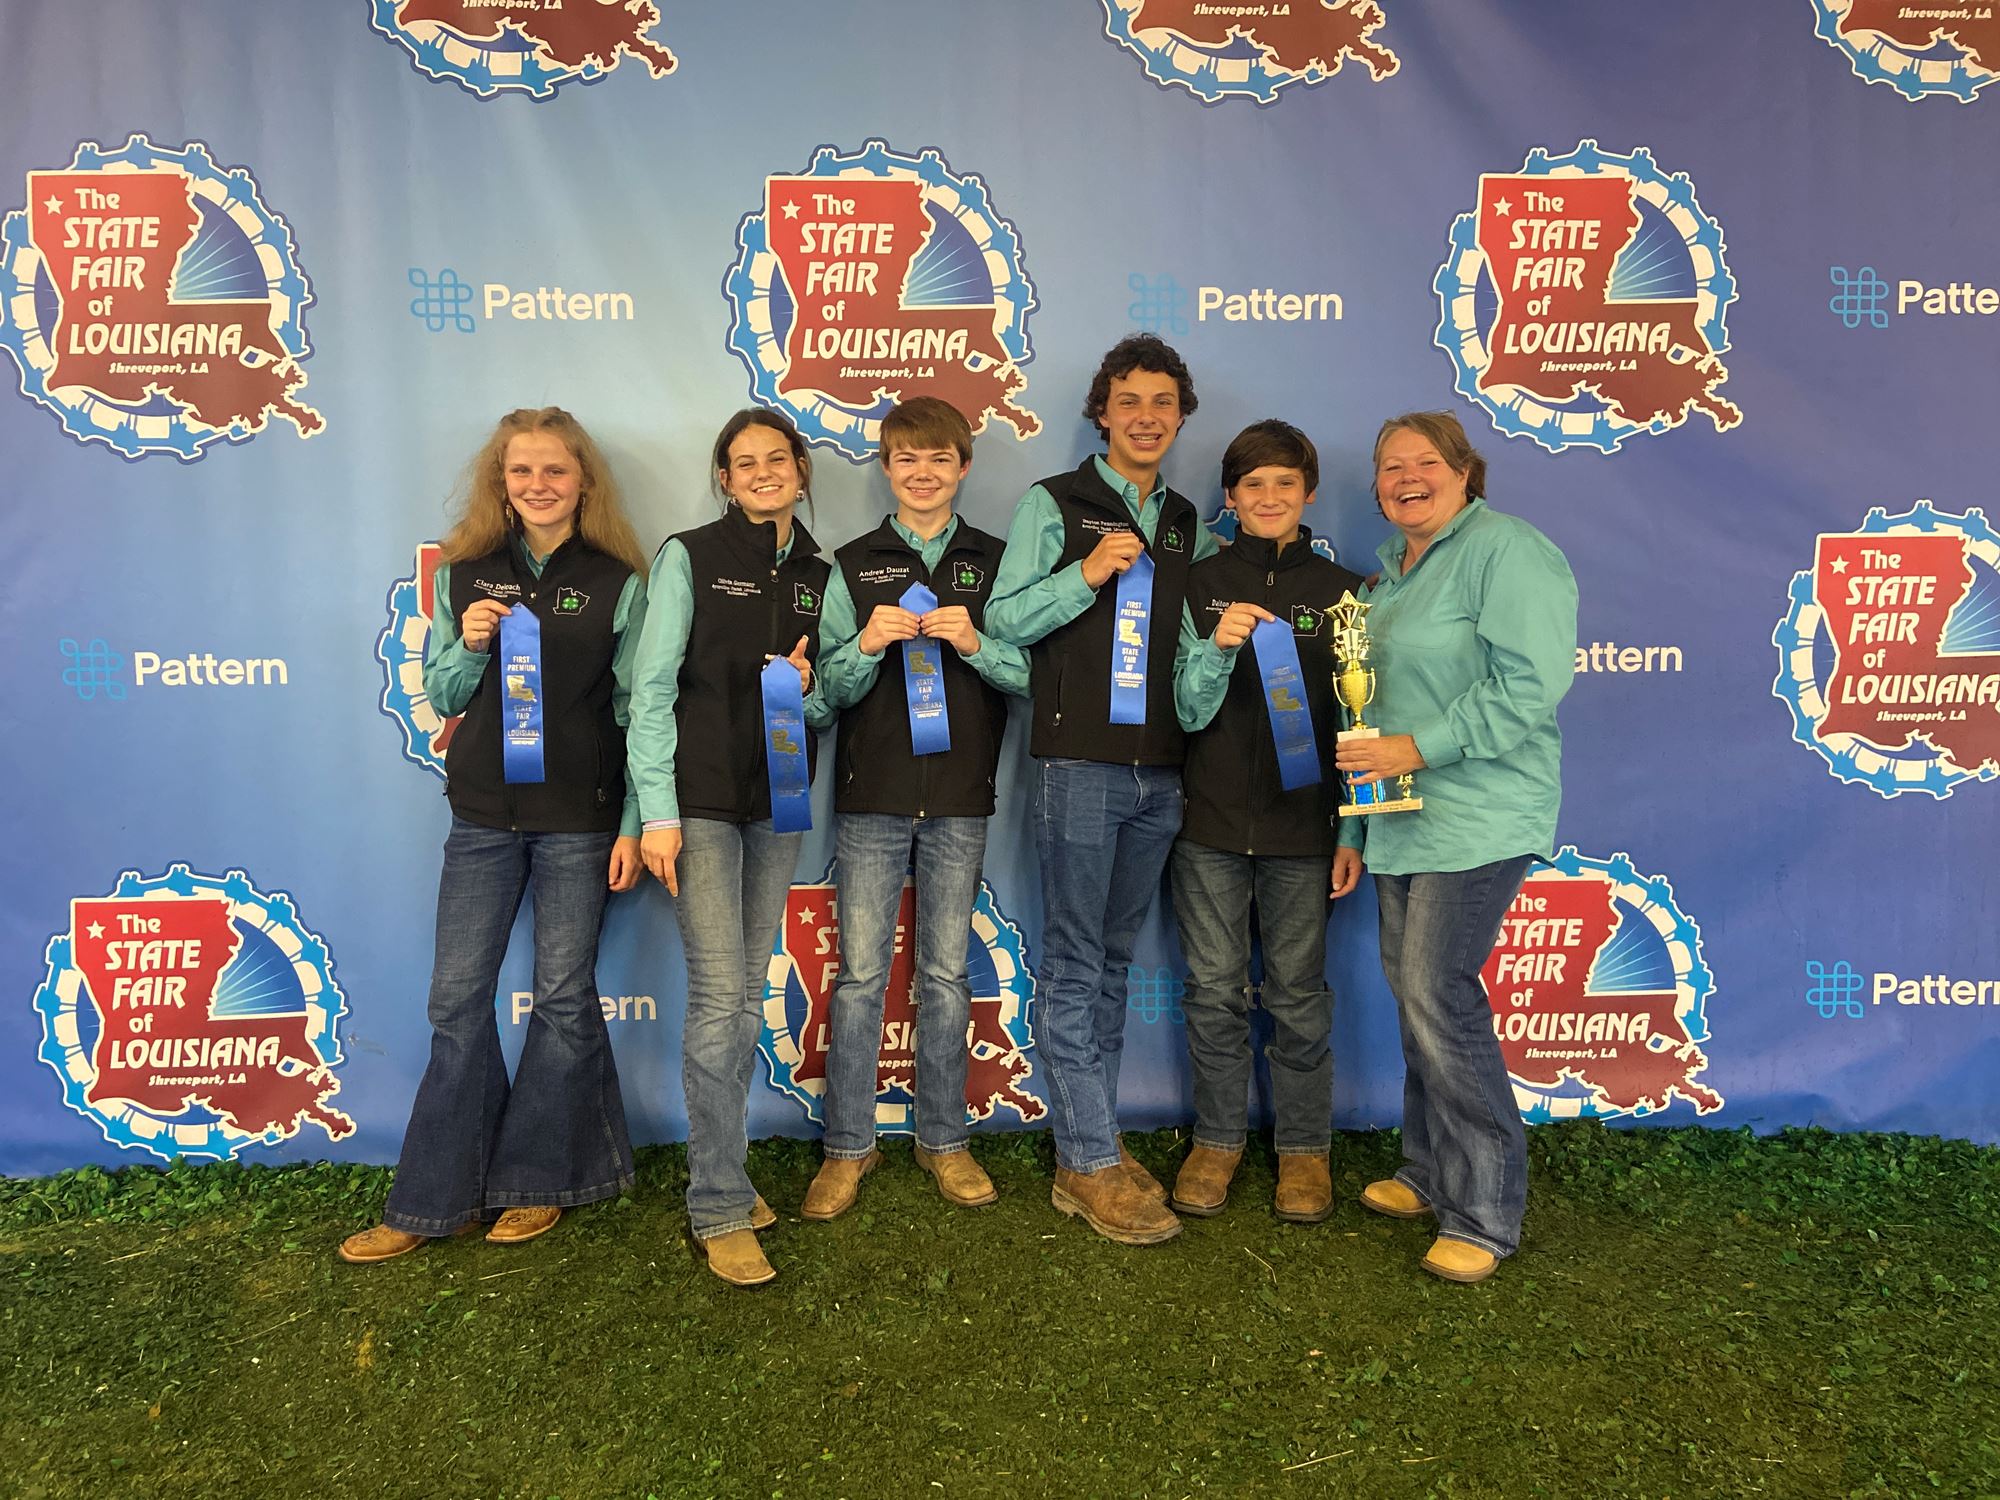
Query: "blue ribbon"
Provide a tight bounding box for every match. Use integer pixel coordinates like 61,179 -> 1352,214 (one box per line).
760,655 -> 813,832
499,605 -> 545,784
1109,547 -> 1154,726
898,581 -> 951,756
1249,617 -> 1321,791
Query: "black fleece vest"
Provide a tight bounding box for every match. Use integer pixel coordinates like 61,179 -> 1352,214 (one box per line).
832,517 -> 1010,817
1027,458 -> 1200,764
1181,529 -> 1366,857
445,535 -> 633,833
671,506 -> 830,824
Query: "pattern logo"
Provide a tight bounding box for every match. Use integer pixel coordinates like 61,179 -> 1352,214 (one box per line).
60,638 -> 127,701
1810,0 -> 1998,102
1434,141 -> 1739,455
724,140 -> 1040,462
1100,0 -> 1399,104
33,866 -> 354,1162
1483,849 -> 1722,1122
1829,265 -> 1892,329
409,267 -> 477,332
378,542 -> 460,780
0,136 -> 320,461
757,866 -> 1044,1133
1127,966 -> 1187,1024
1774,501 -> 2000,799
1128,273 -> 1191,334
368,0 -> 675,99
1805,959 -> 1867,1019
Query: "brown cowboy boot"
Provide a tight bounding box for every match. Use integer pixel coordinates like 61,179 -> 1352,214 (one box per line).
1170,1144 -> 1243,1217
1052,1164 -> 1182,1246
486,1206 -> 562,1244
801,1151 -> 879,1221
1360,1178 -> 1431,1219
1274,1153 -> 1333,1224
703,1229 -> 776,1287
1422,1236 -> 1498,1284
914,1146 -> 998,1207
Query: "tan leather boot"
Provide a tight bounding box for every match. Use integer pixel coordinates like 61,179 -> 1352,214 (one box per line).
337,1224 -> 427,1264
801,1151 -> 879,1221
703,1228 -> 776,1286
914,1146 -> 998,1207
486,1206 -> 562,1244
1118,1137 -> 1168,1202
1422,1236 -> 1498,1283
1360,1178 -> 1432,1219
1274,1153 -> 1332,1224
750,1192 -> 777,1231
1170,1144 -> 1243,1217
1052,1164 -> 1182,1245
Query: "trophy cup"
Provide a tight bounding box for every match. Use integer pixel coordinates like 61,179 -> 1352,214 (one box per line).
1329,591 -> 1421,817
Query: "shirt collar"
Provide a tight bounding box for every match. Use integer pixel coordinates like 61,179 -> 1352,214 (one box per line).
1375,496 -> 1486,575
1091,453 -> 1165,511
889,513 -> 958,553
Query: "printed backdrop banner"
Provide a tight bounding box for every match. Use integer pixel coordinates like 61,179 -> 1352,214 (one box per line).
4,0 -> 1998,1175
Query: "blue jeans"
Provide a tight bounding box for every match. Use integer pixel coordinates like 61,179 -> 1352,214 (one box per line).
1170,840 -> 1336,1153
673,816 -> 802,1240
385,817 -> 634,1235
1031,759 -> 1182,1172
822,813 -> 989,1158
1374,855 -> 1533,1259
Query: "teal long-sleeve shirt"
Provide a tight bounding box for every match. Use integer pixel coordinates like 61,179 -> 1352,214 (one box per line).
1334,499 -> 1577,876
814,515 -> 1032,711
424,552 -> 649,838
625,529 -> 834,826
985,454 -> 1220,649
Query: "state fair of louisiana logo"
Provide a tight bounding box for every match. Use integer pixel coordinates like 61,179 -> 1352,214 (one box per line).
32,867 -> 354,1162
1484,849 -> 1722,1123
368,0 -> 675,99
757,866 -> 1045,1134
723,140 -> 1040,463
378,541 -> 458,779
1810,0 -> 1998,102
1099,0 -> 1398,104
0,136 -> 321,461
1773,502 -> 2000,799
1434,141 -> 1739,456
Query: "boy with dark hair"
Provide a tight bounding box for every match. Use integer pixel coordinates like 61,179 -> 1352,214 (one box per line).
985,334 -> 1216,1246
1170,419 -> 1365,1223
802,396 -> 1030,1220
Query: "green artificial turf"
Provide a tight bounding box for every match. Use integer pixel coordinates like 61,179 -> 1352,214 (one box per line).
3,1124 -> 1996,1499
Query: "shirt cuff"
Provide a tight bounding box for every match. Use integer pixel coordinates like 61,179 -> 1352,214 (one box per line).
1412,721 -> 1463,769
642,818 -> 681,832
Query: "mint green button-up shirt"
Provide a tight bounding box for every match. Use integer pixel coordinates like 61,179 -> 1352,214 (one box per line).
1336,499 -> 1577,875
985,455 -> 1220,648
815,515 -> 1031,711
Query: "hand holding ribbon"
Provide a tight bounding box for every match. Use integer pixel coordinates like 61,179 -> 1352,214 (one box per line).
898,582 -> 951,755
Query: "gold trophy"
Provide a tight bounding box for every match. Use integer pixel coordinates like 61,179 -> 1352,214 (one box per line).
1329,591 -> 1421,817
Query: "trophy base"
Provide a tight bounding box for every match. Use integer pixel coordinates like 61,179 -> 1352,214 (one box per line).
1339,797 -> 1423,818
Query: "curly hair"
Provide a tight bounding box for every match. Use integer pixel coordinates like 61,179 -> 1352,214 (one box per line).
1082,333 -> 1198,435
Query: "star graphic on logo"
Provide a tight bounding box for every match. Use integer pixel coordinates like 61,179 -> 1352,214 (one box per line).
780,199 -> 801,220
1830,556 -> 1850,574
86,921 -> 105,939
1492,197 -> 1512,217
42,194 -> 63,215
797,907 -> 817,926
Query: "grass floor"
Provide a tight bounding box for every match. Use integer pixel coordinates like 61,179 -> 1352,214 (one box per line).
2,1124 -> 1997,1499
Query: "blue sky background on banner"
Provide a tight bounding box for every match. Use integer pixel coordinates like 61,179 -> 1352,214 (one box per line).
2,0 -> 1997,1172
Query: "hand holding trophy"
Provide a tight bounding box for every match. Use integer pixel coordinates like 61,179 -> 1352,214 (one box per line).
1329,591 -> 1421,817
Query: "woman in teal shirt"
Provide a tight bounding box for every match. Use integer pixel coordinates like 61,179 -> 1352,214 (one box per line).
1335,411 -> 1577,1285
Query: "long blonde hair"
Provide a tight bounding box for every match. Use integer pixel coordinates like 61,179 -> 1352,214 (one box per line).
440,407 -> 650,578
